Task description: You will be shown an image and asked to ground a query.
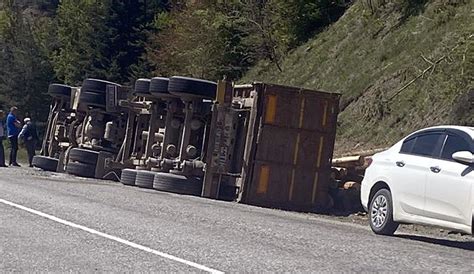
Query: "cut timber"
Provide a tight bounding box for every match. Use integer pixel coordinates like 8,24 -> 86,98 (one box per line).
332,155 -> 365,168
340,147 -> 388,158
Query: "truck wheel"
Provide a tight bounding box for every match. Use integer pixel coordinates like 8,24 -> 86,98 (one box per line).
134,78 -> 151,94
153,173 -> 202,196
168,76 -> 216,100
135,170 -> 156,189
82,78 -> 121,94
79,91 -> 106,108
150,77 -> 175,98
68,148 -> 99,166
48,84 -> 72,99
32,156 -> 59,172
121,169 -> 138,186
369,189 -> 399,235
66,162 -> 96,178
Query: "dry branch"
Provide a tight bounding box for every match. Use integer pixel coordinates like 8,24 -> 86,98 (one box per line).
388,44 -> 460,102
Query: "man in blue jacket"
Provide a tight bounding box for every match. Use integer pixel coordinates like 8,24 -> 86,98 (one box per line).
0,110 -> 6,167
7,107 -> 21,167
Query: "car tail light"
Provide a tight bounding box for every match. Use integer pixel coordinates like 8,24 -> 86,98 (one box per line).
365,157 -> 373,168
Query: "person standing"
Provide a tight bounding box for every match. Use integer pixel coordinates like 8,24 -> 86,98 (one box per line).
0,110 -> 6,167
19,117 -> 38,167
7,106 -> 21,167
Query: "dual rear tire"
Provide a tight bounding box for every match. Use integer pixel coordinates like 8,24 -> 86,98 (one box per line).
121,169 -> 138,186
119,169 -> 202,197
153,173 -> 202,196
48,84 -> 72,100
32,156 -> 59,172
79,79 -> 121,108
65,148 -> 99,178
168,76 -> 216,100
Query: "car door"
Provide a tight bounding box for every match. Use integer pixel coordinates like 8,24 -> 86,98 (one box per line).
424,132 -> 473,226
391,132 -> 444,216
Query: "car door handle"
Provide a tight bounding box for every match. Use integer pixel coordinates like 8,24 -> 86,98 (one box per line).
430,166 -> 441,173
396,161 -> 405,167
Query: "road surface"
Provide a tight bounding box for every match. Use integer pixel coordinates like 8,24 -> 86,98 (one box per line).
0,167 -> 472,272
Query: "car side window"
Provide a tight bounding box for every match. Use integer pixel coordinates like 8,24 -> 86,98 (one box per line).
412,134 -> 443,157
400,138 -> 416,154
402,133 -> 442,157
440,134 -> 471,161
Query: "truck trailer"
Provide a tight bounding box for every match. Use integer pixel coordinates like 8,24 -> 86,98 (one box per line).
35,77 -> 340,212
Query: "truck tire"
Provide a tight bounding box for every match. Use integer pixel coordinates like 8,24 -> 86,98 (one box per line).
134,78 -> 151,94
79,91 -> 106,108
135,170 -> 156,189
32,156 -> 59,172
150,77 -> 174,98
82,78 -> 121,94
68,148 -> 99,166
48,84 -> 72,99
121,169 -> 138,186
66,162 -> 96,178
168,76 -> 216,100
153,173 -> 202,196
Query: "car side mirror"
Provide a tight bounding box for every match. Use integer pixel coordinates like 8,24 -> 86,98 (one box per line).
452,151 -> 474,165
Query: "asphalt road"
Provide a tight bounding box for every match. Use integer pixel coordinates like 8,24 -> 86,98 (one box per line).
0,167 -> 473,272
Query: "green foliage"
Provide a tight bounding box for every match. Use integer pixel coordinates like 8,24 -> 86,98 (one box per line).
146,1 -> 350,81
52,0 -> 107,85
53,0 -> 168,85
274,0 -> 349,47
0,10 -> 7,33
0,1 -> 55,121
243,0 -> 473,154
0,0 -> 351,123
147,2 -> 251,80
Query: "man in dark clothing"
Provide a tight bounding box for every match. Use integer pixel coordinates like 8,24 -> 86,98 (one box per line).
0,110 -> 6,167
19,117 -> 38,167
7,107 -> 21,167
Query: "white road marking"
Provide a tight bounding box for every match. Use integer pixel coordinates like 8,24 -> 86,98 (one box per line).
0,198 -> 224,274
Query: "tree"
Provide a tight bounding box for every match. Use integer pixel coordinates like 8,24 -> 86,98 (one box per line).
100,0 -> 169,83
0,0 -> 55,121
275,0 -> 350,47
147,1 -> 254,80
146,1 -> 351,80
53,0 -> 169,85
52,0 -> 108,85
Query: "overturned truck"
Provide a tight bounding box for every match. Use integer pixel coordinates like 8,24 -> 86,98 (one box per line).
35,77 -> 340,212
33,79 -> 129,180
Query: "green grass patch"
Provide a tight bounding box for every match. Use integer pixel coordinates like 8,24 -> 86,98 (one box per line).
242,0 -> 473,154
2,138 -> 36,165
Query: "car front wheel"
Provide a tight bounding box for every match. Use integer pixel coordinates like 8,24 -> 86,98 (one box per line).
369,189 -> 399,235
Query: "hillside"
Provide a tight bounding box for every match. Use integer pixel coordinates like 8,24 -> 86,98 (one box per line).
242,0 -> 473,155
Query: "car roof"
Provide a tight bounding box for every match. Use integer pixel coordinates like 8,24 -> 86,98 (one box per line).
413,125 -> 474,139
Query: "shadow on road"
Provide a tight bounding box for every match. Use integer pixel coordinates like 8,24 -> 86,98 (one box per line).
396,234 -> 474,251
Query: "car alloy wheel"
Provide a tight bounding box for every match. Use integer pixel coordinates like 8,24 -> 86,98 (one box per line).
371,194 -> 387,228
369,188 -> 399,235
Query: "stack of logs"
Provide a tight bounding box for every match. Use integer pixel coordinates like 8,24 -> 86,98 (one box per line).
328,148 -> 388,214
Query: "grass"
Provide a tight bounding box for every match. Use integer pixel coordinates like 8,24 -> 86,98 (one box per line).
2,138 -> 35,165
242,0 -> 473,154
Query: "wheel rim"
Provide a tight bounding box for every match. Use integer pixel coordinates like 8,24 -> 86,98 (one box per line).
371,194 -> 388,228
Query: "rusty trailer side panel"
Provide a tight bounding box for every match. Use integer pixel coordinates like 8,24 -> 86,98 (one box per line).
241,83 -> 340,212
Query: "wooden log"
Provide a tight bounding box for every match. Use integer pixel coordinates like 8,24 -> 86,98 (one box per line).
332,155 -> 365,168
340,147 -> 388,158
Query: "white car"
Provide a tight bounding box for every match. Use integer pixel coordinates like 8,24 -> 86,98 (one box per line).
361,126 -> 474,235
